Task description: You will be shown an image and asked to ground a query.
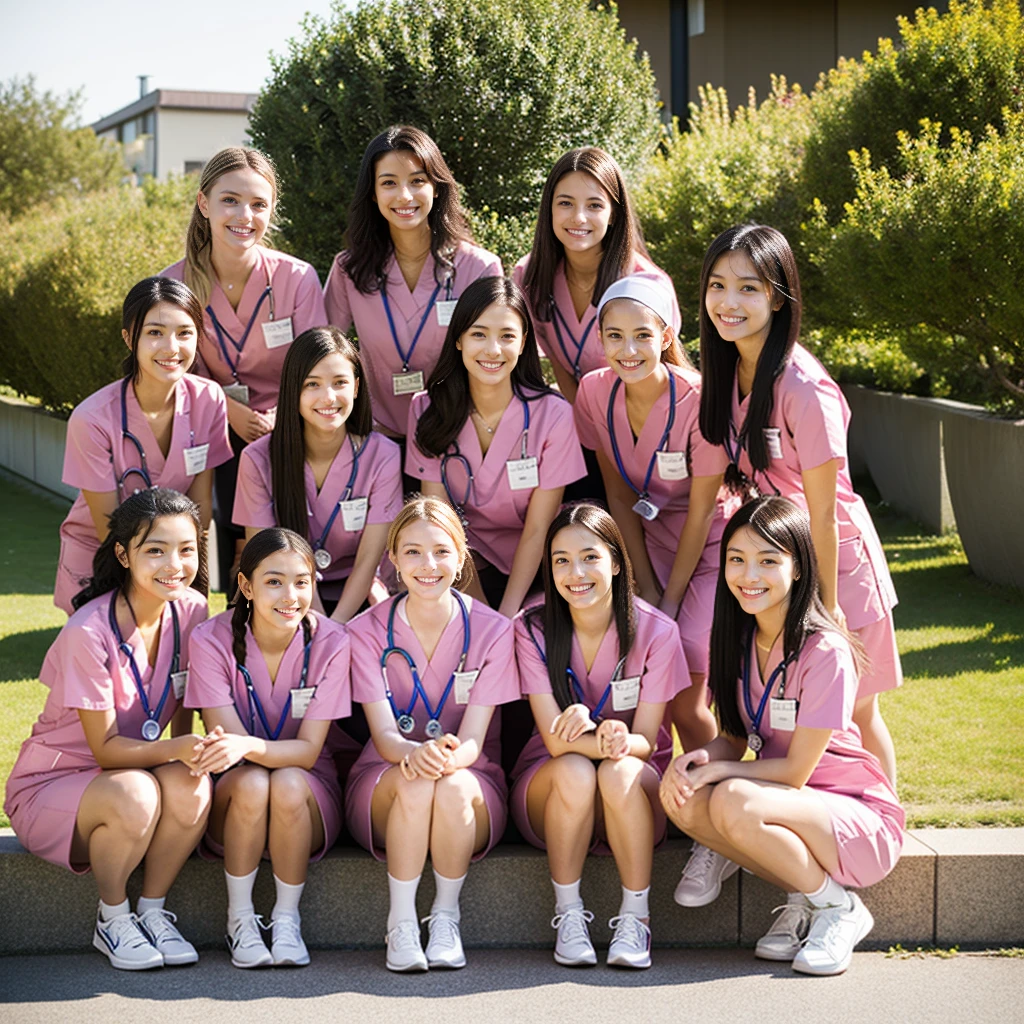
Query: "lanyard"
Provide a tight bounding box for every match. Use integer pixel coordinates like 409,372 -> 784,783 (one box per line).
108,591 -> 180,741
207,267 -> 274,380
237,630 -> 313,741
381,276 -> 449,372
724,422 -> 781,497
117,377 -> 154,494
381,591 -> 470,738
550,301 -> 596,381
310,434 -> 366,552
741,644 -> 794,754
606,373 -> 677,502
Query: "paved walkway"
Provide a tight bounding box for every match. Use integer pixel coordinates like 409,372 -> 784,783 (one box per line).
2,948 -> 1021,1024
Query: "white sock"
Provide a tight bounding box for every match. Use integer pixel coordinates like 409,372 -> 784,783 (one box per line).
431,870 -> 466,920
136,896 -> 166,916
99,898 -> 130,922
387,873 -> 421,931
619,885 -> 650,919
272,876 -> 305,921
225,867 -> 259,924
552,878 -> 583,913
805,875 -> 851,910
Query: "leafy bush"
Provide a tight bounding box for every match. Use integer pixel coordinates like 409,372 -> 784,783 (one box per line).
0,179 -> 193,414
249,0 -> 663,276
801,326 -> 926,396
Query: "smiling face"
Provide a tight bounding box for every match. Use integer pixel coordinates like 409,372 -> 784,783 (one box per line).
238,548 -> 313,635
117,514 -> 200,607
456,301 -> 525,390
374,150 -> 435,236
724,525 -> 799,626
550,524 -> 620,614
390,518 -> 464,604
197,167 -> 273,256
598,298 -> 671,384
298,352 -> 358,439
705,250 -> 784,351
551,171 -> 613,257
124,301 -> 198,387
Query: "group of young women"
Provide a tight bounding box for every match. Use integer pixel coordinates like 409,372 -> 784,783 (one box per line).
6,127 -> 904,980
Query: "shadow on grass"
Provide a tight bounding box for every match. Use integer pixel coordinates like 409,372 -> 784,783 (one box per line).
0,627 -> 61,682
900,635 -> 1022,679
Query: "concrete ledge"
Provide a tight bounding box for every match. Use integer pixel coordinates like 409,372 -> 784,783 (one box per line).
0,395 -> 76,503
3,829 -> 1021,955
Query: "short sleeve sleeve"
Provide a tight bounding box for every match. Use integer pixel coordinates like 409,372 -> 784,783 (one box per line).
63,625 -> 117,711
306,630 -> 352,721
572,377 -> 603,452
323,255 -> 354,332
467,617 -> 520,707
348,616 -> 388,705
405,393 -> 443,482
232,446 -> 276,529
366,438 -> 405,526
537,399 -> 586,490
185,624 -> 236,710
514,614 -> 554,696
63,405 -> 116,492
291,262 -> 328,337
202,383 -> 234,470
638,616 -> 689,704
782,373 -> 849,473
793,634 -> 856,732
688,414 -> 729,477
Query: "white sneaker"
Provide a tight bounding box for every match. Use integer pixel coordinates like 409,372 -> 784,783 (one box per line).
137,908 -> 198,966
93,907 -> 163,971
551,904 -> 597,967
226,913 -> 273,969
755,897 -> 813,961
792,891 -> 874,976
386,919 -> 428,972
423,911 -> 466,969
271,913 -> 310,967
606,913 -> 652,969
673,843 -> 740,907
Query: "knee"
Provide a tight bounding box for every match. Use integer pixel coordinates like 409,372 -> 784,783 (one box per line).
707,778 -> 759,840
432,773 -> 477,825
596,756 -> 644,809
230,768 -> 271,818
111,772 -> 162,840
269,769 -> 311,818
549,754 -> 597,806
159,771 -> 212,830
393,774 -> 435,816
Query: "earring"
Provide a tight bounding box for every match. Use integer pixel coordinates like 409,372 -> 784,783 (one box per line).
455,569 -> 463,583
395,569 -> 402,583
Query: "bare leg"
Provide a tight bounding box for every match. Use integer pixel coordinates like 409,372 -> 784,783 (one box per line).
854,694 -> 897,785
525,754 -> 596,884
597,757 -> 660,894
670,675 -> 718,751
207,764 -> 271,876
429,770 -> 490,878
371,768 -> 435,881
267,768 -> 324,886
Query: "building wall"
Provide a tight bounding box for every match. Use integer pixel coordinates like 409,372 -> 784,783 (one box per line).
154,108 -> 252,178
619,0 -> 674,114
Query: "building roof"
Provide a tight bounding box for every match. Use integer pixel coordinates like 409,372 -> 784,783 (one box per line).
91,89 -> 257,132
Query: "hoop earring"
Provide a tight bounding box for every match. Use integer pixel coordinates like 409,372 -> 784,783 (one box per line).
455,568 -> 463,583
395,569 -> 402,583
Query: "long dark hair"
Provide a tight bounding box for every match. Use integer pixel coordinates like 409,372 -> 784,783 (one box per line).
270,327 -> 373,541
72,488 -> 208,610
698,224 -> 801,484
414,276 -> 558,458
525,504 -> 637,711
121,277 -> 204,383
231,528 -> 314,673
339,125 -> 471,294
708,496 -> 861,739
522,147 -> 649,322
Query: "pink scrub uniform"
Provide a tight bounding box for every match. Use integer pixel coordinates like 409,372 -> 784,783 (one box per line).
4,588 -> 209,872
510,598 -> 688,852
728,345 -> 901,697
162,248 -> 327,414
232,431 -> 403,592
185,610 -> 354,861
344,594 -> 519,860
405,391 -> 586,575
323,243 -> 503,437
575,364 -> 734,676
54,375 -> 232,615
738,631 -> 904,888
512,253 -> 681,384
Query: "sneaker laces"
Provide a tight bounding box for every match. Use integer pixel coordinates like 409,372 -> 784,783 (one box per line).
681,843 -> 717,883
551,906 -> 594,943
766,902 -> 812,936
387,919 -> 422,951
800,903 -> 848,957
608,913 -> 651,950
422,912 -> 460,948
101,912 -> 154,951
272,914 -> 303,947
229,913 -> 269,951
138,908 -> 182,945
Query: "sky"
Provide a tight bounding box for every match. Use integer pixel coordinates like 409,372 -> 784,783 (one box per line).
1,0 -> 355,125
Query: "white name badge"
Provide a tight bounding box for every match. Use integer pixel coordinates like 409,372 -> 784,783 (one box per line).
764,427 -> 784,460
506,456 -> 539,491
454,670 -> 480,705
262,317 -> 294,349
223,382 -> 250,406
435,300 -> 458,326
291,687 -> 317,719
656,450 -> 688,481
392,370 -> 425,395
182,443 -> 210,476
611,676 -> 641,712
340,497 -> 369,532
171,670 -> 188,701
769,697 -> 798,731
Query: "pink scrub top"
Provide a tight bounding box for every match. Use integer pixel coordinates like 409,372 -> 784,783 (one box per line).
162,247 -> 327,414
54,374 -> 233,615
232,431 -> 404,583
512,253 -> 681,383
323,242 -> 503,436
405,390 -> 587,575
510,597 -> 688,785
728,344 -> 898,630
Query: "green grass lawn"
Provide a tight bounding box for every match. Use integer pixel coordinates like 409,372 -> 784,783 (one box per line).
0,473 -> 1021,828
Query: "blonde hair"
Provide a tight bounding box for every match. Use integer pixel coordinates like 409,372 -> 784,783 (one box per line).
184,147 -> 278,307
387,496 -> 475,590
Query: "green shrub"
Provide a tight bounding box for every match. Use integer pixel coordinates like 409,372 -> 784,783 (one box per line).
465,206 -> 534,276
249,0 -> 663,276
0,179 -> 193,414
801,326 -> 926,395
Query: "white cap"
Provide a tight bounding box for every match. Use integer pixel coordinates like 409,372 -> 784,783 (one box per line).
596,272 -> 675,328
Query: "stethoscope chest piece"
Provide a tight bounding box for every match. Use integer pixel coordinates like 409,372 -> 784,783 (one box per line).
314,548 -> 332,571
397,714 -> 416,735
141,718 -> 161,742
425,719 -> 444,740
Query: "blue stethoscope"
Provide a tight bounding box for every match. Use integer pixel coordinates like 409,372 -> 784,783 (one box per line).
524,618 -> 626,723
380,273 -> 452,375
550,300 -> 596,381
236,629 -> 313,741
309,434 -> 367,570
723,422 -> 781,497
207,274 -> 274,381
108,590 -> 180,742
117,376 -> 153,495
741,642 -> 796,755
440,398 -> 531,525
606,372 -> 677,521
381,590 -> 471,739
